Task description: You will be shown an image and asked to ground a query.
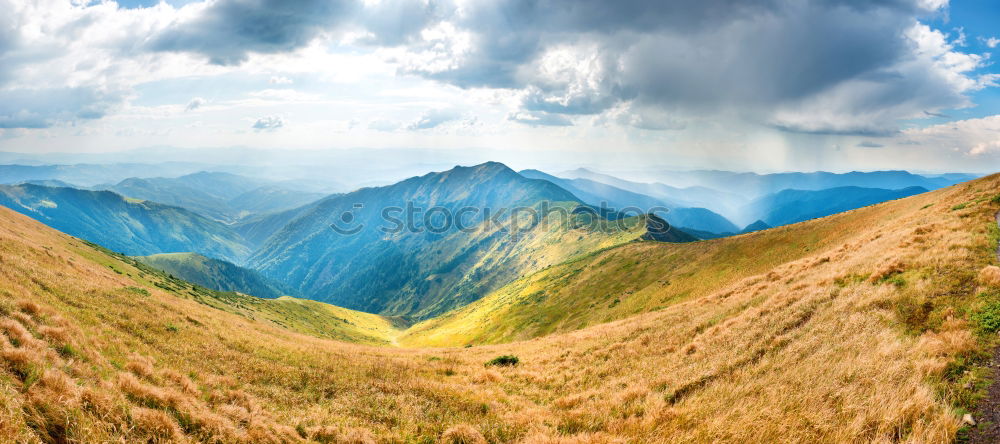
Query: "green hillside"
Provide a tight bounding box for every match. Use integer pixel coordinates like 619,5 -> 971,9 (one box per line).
135,252 -> 292,299
249,162 -> 662,319
0,184 -> 251,263
399,179 -> 961,346
77,239 -> 401,345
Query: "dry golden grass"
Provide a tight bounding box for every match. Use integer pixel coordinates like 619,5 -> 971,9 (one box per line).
0,174 -> 998,442
979,265 -> 1000,287
441,424 -> 488,443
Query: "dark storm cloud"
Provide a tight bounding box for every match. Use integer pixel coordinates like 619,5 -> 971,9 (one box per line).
2,0 -> 983,134
404,0 -> 918,89
420,0 -> 965,133
0,4 -> 22,86
149,0 -> 358,65
136,0 -> 974,134
148,0 -> 448,65
617,4 -> 907,107
392,0 -> 972,134
924,110 -> 951,118
357,0 -> 449,46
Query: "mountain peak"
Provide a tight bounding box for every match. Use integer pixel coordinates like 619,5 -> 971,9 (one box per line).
742,220 -> 771,233
466,161 -> 515,175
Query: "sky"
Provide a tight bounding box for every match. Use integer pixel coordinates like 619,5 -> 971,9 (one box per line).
0,0 -> 999,173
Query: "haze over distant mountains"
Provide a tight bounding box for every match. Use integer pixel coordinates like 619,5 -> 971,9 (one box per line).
742,186 -> 929,227
559,167 -> 975,226
0,184 -> 251,263
99,172 -> 327,223
519,169 -> 740,234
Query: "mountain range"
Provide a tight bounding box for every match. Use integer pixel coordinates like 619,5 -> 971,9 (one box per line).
742,186 -> 929,227
519,169 -> 740,234
98,172 -> 327,223
0,161 -> 971,323
248,162 -> 660,319
605,168 -> 975,197
0,183 -> 250,262
561,167 -> 975,225
0,168 -> 995,442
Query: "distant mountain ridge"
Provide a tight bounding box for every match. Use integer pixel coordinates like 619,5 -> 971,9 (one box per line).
559,167 -> 746,210
557,167 -> 970,226
610,168 -> 973,197
100,171 -> 326,223
743,186 -> 929,227
741,220 -> 771,233
519,169 -> 739,234
0,163 -> 220,187
0,184 -> 251,263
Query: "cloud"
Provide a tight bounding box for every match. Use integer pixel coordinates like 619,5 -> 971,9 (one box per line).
388,0 -> 994,135
148,0 -> 357,65
185,97 -> 206,111
354,0 -> 447,46
899,114 -> 1000,156
856,141 -> 885,148
252,115 -> 284,131
0,0 -> 995,142
0,87 -> 125,129
506,110 -> 573,127
406,108 -> 461,130
0,0 -> 182,128
368,119 -> 400,132
601,103 -> 685,131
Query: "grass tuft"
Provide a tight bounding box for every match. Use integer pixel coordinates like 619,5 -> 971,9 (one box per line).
484,355 -> 519,367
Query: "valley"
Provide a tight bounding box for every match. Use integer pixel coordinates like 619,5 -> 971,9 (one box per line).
4,2 -> 999,441
1,162 -> 970,320
0,164 -> 996,441
0,160 -> 996,442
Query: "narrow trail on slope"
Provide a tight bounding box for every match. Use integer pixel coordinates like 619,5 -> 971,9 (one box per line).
968,211 -> 1000,444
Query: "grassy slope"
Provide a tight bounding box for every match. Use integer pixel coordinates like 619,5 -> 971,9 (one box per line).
383,202 -> 652,318
0,175 -> 999,442
65,240 -> 400,346
399,184 -> 934,346
135,252 -> 291,299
